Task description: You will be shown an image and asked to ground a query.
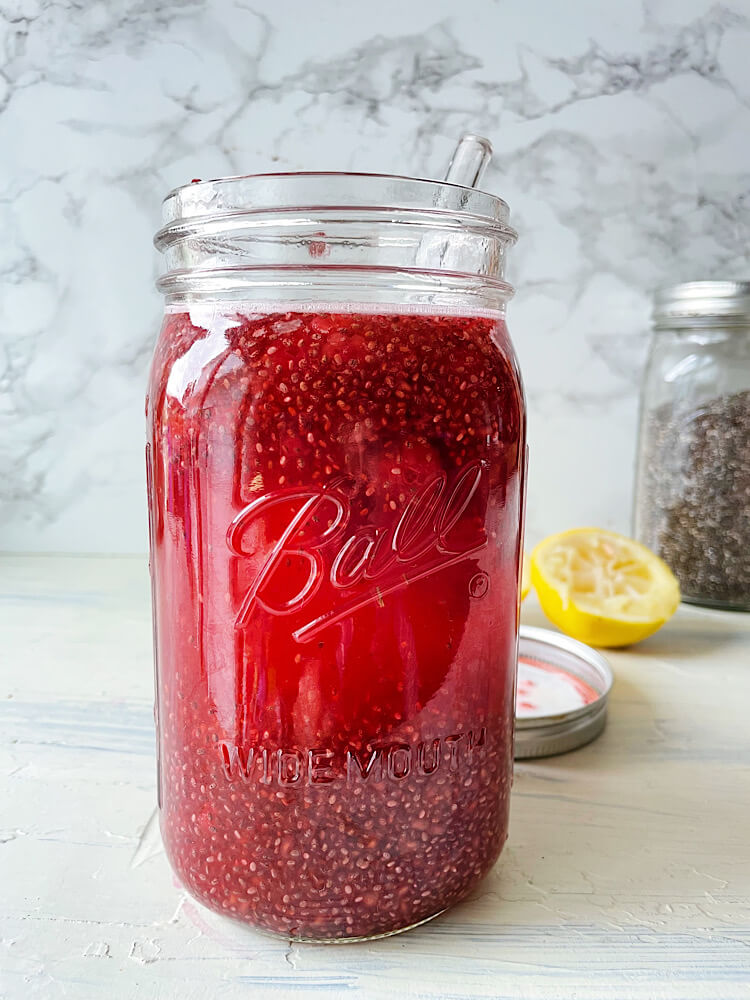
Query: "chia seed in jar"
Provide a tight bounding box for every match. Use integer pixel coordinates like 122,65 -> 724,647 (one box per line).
634,282 -> 750,611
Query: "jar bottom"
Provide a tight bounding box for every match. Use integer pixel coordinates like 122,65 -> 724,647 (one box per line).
181,884 -> 450,944
289,906 -> 447,944
681,595 -> 750,613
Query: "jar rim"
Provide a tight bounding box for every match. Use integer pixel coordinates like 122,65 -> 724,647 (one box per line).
654,280 -> 750,325
157,170 -> 516,243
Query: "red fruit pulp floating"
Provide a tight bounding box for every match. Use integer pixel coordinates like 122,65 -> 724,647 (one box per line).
147,305 -> 525,940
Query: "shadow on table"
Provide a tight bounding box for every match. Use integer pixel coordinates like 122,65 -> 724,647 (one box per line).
627,604 -> 750,660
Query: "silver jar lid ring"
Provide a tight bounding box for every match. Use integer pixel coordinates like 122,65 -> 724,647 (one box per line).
515,626 -> 614,759
654,280 -> 750,323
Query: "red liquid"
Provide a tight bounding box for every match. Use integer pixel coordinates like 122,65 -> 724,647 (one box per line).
147,307 -> 525,939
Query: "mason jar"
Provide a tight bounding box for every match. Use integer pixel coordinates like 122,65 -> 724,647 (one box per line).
146,172 -> 526,940
634,281 -> 750,611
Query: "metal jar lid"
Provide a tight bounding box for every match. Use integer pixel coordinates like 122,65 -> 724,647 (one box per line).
653,280 -> 750,326
514,625 -> 614,759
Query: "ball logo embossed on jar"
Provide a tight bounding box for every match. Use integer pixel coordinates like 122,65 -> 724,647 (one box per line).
227,459 -> 489,642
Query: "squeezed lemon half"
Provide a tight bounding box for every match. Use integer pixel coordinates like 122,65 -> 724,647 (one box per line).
530,528 -> 680,647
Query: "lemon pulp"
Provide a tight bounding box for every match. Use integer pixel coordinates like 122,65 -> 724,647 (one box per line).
531,528 -> 680,647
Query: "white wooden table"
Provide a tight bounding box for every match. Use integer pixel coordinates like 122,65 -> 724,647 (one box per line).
2,555 -> 749,999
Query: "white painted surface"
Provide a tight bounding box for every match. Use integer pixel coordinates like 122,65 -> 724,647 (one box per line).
2,0 -> 750,552
2,555 -> 749,998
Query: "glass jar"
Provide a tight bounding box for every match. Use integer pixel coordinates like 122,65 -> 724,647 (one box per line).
146,172 -> 526,941
634,281 -> 750,611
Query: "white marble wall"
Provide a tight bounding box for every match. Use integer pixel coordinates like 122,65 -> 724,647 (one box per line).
1,0 -> 749,552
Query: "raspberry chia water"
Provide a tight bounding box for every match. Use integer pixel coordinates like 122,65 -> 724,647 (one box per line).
148,172 -> 525,940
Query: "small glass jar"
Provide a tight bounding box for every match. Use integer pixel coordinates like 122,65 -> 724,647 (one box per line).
634,281 -> 750,611
146,173 -> 526,940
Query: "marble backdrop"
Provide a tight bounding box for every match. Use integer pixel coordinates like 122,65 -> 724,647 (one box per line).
1,0 -> 749,552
